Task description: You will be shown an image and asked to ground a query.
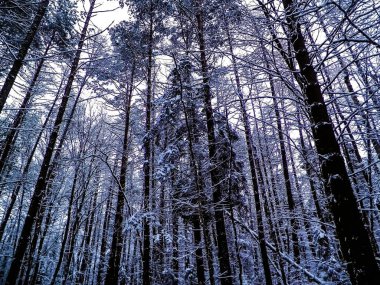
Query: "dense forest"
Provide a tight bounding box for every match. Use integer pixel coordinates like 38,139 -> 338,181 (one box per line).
0,0 -> 379,284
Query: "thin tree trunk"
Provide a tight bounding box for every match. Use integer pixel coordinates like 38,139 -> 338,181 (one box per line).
49,168 -> 79,285
191,216 -> 206,285
172,56 -> 211,285
223,13 -> 273,285
297,116 -> 327,228
0,85 -> 60,242
63,155 -> 98,285
194,1 -> 233,283
96,181 -> 114,285
105,63 -> 135,284
0,31 -> 54,175
267,61 -> 300,264
315,13 -> 380,160
76,183 -> 99,284
142,2 -> 154,284
23,68 -> 90,285
24,197 -> 54,285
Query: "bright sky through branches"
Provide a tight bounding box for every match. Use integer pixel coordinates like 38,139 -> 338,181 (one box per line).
87,0 -> 126,30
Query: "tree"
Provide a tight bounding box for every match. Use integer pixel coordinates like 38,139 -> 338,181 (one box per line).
192,1 -> 234,283
104,20 -> 140,285
4,1 -> 96,283
0,0 -> 51,114
278,0 -> 380,282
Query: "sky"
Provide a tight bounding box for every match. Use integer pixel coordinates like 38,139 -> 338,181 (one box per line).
84,0 -> 127,30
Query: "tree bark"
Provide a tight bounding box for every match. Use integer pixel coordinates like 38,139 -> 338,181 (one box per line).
49,169 -> 79,285
96,175 -> 115,284
76,182 -> 99,284
0,79 -> 60,242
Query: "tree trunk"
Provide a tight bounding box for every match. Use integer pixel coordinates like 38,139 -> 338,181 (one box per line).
76,183 -> 99,284
96,179 -> 114,284
192,216 -> 206,285
4,1 -> 95,283
0,83 -> 60,242
280,0 -> 380,282
0,0 -> 50,114
223,13 -> 273,285
142,2 -> 155,284
105,63 -> 135,284
0,31 -> 54,175
49,169 -> 79,285
194,1 -> 233,284
269,77 -> 300,263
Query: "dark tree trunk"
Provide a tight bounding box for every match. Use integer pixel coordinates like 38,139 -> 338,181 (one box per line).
192,216 -> 206,285
0,0 -> 50,114
23,66 -> 88,280
61,199 -> 85,285
21,66 -> 90,285
142,2 -> 154,284
23,199 -> 54,285
105,63 -> 135,284
76,184 -> 99,284
4,2 -> 95,283
0,85 -> 60,242
223,13 -> 273,285
268,73 -> 300,263
194,1 -> 233,284
172,217 -> 179,284
280,0 -> 380,283
297,117 -> 326,228
49,169 -> 79,285
172,55 -> 210,285
142,54 -> 152,281
0,31 -> 54,175
96,181 -> 114,284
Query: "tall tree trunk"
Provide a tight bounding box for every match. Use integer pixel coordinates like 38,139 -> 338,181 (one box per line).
76,182 -> 99,284
0,80 -> 61,242
105,63 -> 135,284
266,57 -> 300,264
49,168 -> 79,285
0,0 -> 50,114
194,1 -> 233,284
297,115 -> 327,228
61,195 -> 86,285
192,216 -> 206,285
173,56 -> 210,285
23,196 -> 54,285
142,2 -> 154,284
280,0 -> 380,282
4,1 -> 95,283
96,178 -> 115,284
22,68 -> 89,285
223,13 -> 273,284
